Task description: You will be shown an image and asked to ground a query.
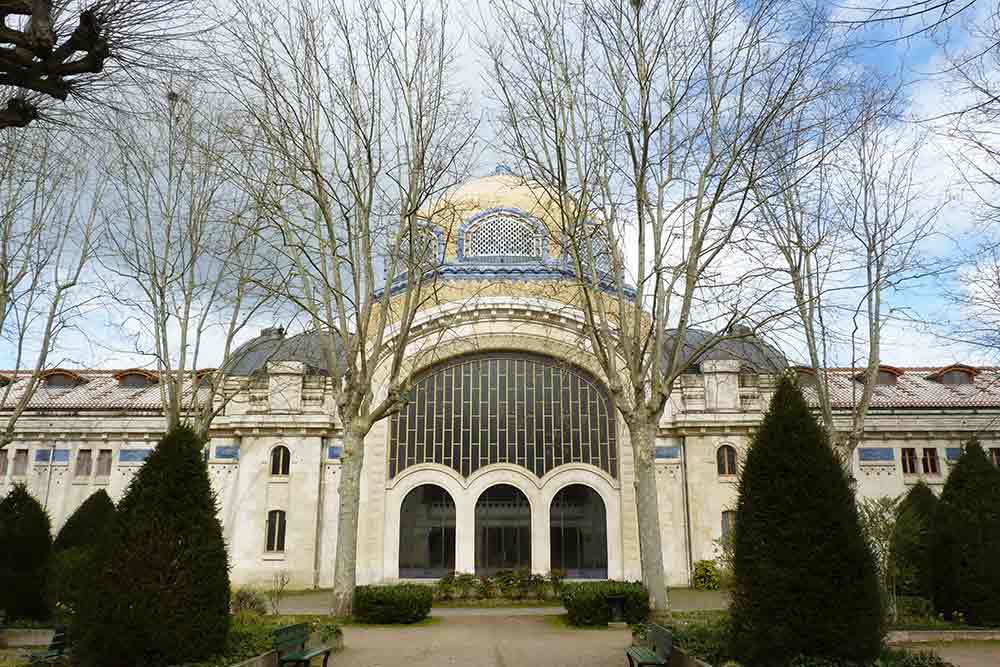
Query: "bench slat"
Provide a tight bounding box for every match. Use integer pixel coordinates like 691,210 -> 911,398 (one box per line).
281,645 -> 333,661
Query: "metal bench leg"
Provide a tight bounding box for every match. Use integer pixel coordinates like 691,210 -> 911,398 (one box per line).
322,653 -> 331,667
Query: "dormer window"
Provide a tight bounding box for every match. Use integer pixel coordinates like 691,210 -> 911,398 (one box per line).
927,364 -> 977,386
0,374 -> 11,387
461,210 -> 544,263
795,366 -> 818,387
855,365 -> 903,386
194,369 -> 217,385
41,369 -> 86,388
113,369 -> 158,389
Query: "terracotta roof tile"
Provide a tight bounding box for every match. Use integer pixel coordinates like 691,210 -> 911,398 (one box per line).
0,370 -> 209,411
800,367 -> 1000,409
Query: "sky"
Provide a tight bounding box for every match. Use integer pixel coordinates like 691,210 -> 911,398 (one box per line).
2,0 -> 997,372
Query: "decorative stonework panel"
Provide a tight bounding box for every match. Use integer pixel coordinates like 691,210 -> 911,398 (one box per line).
462,211 -> 544,263
388,352 -> 617,479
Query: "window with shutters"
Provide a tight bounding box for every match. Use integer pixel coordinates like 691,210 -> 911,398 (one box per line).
96,449 -> 112,477
717,445 -> 738,476
0,449 -> 7,477
75,449 -> 93,477
12,449 -> 28,476
722,510 -> 736,541
922,448 -> 940,475
270,446 -> 290,476
901,448 -> 918,475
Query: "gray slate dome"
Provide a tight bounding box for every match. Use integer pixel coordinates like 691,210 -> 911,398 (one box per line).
225,328 -> 346,376
666,325 -> 787,373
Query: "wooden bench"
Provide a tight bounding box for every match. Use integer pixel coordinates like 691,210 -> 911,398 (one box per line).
626,622 -> 672,667
272,622 -> 334,667
31,625 -> 70,663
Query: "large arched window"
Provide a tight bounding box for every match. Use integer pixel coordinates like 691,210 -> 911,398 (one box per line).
266,510 -> 286,552
271,446 -> 290,476
389,353 -> 618,479
399,485 -> 456,578
717,445 -> 737,476
476,484 -> 530,575
550,485 -> 607,579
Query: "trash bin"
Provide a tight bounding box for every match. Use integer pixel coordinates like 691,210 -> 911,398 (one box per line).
607,594 -> 626,623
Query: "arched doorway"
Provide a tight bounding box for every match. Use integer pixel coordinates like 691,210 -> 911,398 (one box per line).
475,484 -> 531,575
398,485 -> 456,578
550,484 -> 608,579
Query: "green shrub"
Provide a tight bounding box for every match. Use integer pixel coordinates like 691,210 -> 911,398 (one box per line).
932,437 -> 1000,626
48,547 -> 94,623
667,613 -> 733,665
561,581 -> 649,626
454,572 -> 478,599
693,560 -> 721,591
353,584 -> 433,623
894,481 -> 937,599
232,587 -> 268,615
548,569 -> 566,597
0,483 -> 53,621
434,571 -> 457,600
53,489 -> 115,552
729,375 -> 882,666
74,425 -> 231,667
876,647 -> 952,667
494,569 -> 519,597
475,575 -> 497,599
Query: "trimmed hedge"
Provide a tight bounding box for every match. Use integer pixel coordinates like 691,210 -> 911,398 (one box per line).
354,584 -> 433,624
53,489 -> 115,552
932,437 -> 1000,626
729,375 -> 882,666
561,581 -> 650,626
0,483 -> 53,621
894,481 -> 937,599
73,425 -> 230,667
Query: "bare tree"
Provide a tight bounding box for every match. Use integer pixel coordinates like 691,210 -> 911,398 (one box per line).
749,84 -> 939,455
484,0 -> 839,608
223,0 -> 477,614
99,87 -> 276,438
0,127 -> 100,446
0,0 -> 201,129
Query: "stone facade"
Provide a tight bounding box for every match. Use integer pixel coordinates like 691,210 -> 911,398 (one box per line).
3,172 -> 1000,590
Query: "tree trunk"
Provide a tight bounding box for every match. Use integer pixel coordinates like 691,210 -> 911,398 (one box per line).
331,427 -> 365,617
631,419 -> 669,612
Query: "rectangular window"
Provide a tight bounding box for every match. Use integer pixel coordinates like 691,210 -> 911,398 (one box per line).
96,449 -> 112,477
922,448 -> 940,476
13,448 -> 28,476
0,449 -> 7,476
266,510 -> 287,552
901,448 -> 918,475
721,510 -> 736,541
991,448 -> 1000,467
75,449 -> 93,477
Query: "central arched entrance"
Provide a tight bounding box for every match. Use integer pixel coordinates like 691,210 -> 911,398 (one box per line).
475,484 -> 531,575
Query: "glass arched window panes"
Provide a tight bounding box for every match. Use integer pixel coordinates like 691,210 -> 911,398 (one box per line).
271,446 -> 290,476
717,445 -> 737,476
722,510 -> 736,541
388,353 -> 618,479
475,484 -> 530,576
266,510 -> 286,552
463,212 -> 543,263
398,485 -> 456,578
550,485 -> 607,579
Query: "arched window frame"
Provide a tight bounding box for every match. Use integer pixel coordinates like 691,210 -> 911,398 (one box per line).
398,484 -> 457,578
270,445 -> 291,476
457,208 -> 547,264
717,444 -> 738,476
265,509 -> 286,552
475,484 -> 531,576
549,484 -> 608,579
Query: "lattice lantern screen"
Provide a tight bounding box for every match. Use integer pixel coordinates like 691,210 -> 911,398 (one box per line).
389,353 -> 618,479
464,213 -> 543,262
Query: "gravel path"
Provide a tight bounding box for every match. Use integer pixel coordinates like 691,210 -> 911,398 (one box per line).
335,615 -> 632,667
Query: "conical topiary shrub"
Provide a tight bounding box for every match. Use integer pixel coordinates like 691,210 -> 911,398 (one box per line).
0,483 -> 53,621
54,489 -> 116,552
893,480 -> 937,599
74,425 -> 230,667
729,375 -> 882,666
932,438 -> 1000,626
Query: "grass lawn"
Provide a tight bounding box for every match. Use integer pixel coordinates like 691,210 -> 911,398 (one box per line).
433,598 -> 564,608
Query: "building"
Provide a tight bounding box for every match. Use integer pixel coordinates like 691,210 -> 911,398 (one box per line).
3,171 -> 1000,589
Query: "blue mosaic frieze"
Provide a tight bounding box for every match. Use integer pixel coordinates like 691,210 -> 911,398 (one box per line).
34,449 -> 70,464
946,447 -> 962,461
858,447 -> 894,463
215,445 -> 240,460
655,446 -> 681,460
328,445 -> 342,460
119,449 -> 152,464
